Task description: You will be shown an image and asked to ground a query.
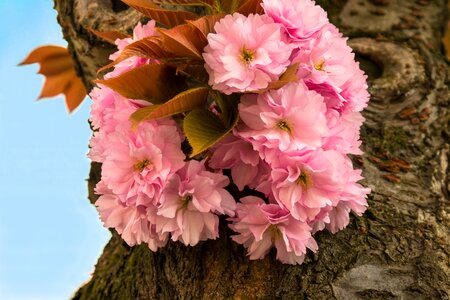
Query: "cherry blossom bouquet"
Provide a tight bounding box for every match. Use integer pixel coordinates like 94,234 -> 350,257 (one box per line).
89,0 -> 370,265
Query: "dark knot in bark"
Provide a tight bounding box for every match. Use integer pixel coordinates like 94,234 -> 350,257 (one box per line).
349,38 -> 426,102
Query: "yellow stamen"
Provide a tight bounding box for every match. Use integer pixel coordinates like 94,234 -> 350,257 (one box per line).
276,120 -> 292,133
296,171 -> 312,189
134,159 -> 150,172
314,60 -> 325,71
241,47 -> 255,64
180,194 -> 193,209
268,224 -> 282,240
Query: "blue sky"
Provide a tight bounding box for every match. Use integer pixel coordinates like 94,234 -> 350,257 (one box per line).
0,1 -> 110,299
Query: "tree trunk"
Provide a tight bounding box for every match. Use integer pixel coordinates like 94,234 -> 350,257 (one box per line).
54,0 -> 450,298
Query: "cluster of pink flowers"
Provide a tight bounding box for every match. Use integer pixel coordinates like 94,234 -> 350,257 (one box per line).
89,0 -> 370,265
90,22 -> 237,249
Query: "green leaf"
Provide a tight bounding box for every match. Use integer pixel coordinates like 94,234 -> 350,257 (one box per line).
184,107 -> 239,157
122,0 -> 198,28
213,92 -> 240,128
218,0 -> 245,13
95,64 -> 184,104
130,87 -> 209,127
129,105 -> 161,128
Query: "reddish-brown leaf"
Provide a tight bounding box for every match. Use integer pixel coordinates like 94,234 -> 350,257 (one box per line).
235,0 -> 263,15
20,45 -> 87,113
130,87 -> 209,127
98,37 -> 167,73
443,24 -> 450,61
38,69 -> 74,98
151,0 -> 214,6
186,14 -> 224,40
65,77 -> 88,112
37,55 -> 74,76
443,2 -> 450,60
176,63 -> 209,83
122,0 -> 198,28
88,28 -> 130,44
98,18 -> 215,73
19,45 -> 67,65
158,24 -> 206,59
95,64 -> 184,104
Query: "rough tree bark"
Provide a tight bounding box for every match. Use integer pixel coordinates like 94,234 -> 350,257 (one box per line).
54,0 -> 450,298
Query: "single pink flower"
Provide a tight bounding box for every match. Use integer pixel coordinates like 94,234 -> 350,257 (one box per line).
293,28 -> 369,112
100,121 -> 185,206
303,81 -> 345,111
322,110 -> 364,155
112,21 -> 158,54
155,160 -> 236,246
262,0 -> 328,42
326,168 -> 370,233
295,31 -> 354,87
95,181 -> 168,251
230,196 -> 317,265
309,164 -> 370,233
88,84 -> 151,163
203,13 -> 293,94
88,130 -> 109,163
325,202 -> 354,234
209,133 -> 269,191
107,21 -> 159,78
89,85 -> 144,132
270,150 -> 351,222
237,82 -> 329,154
339,65 -> 370,113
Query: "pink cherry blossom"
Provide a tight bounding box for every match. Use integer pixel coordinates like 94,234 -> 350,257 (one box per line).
293,28 -> 369,113
107,21 -> 159,78
209,133 -> 269,191
339,65 -> 370,113
88,130 -> 109,163
322,110 -> 365,155
112,20 -> 158,53
154,160 -> 236,246
88,85 -> 150,163
89,85 -> 144,132
309,162 -> 370,233
100,121 -> 185,206
95,181 -> 168,251
295,31 -> 353,88
270,150 -> 353,222
230,196 -> 318,265
262,0 -> 328,42
203,13 -> 293,94
326,167 -> 370,233
237,82 -> 329,155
